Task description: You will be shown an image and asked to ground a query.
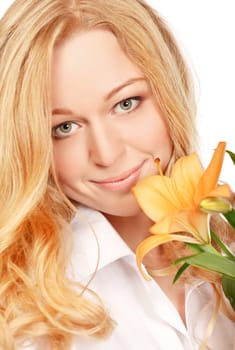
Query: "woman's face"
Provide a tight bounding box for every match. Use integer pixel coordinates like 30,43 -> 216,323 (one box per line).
51,29 -> 172,216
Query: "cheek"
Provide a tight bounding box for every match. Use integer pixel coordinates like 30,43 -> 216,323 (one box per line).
149,117 -> 172,148
53,140 -> 87,182
130,109 -> 172,162
146,106 -> 172,152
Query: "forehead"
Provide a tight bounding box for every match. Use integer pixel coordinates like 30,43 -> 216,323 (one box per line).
52,29 -> 142,77
51,30 -> 144,104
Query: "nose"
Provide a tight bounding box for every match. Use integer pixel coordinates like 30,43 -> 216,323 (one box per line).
88,121 -> 124,167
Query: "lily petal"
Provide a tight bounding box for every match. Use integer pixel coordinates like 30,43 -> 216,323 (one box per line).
132,177 -> 176,222
136,233 -> 199,279
206,184 -> 231,199
194,142 -> 226,203
149,209 -> 209,243
149,213 -> 175,234
171,153 -> 203,206
174,210 -> 210,243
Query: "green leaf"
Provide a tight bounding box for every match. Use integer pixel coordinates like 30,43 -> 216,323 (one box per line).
226,150 -> 235,165
211,230 -> 235,261
222,274 -> 235,311
182,252 -> 235,278
185,243 -> 204,253
187,242 -> 220,255
223,208 -> 235,230
173,263 -> 189,284
174,254 -> 196,265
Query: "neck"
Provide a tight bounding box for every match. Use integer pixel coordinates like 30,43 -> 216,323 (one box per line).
104,210 -> 171,270
104,210 -> 152,253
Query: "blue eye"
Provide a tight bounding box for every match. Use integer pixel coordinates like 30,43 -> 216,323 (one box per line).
52,122 -> 79,138
114,96 -> 141,113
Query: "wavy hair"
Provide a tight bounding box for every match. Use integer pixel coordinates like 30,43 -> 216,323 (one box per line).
0,0 -> 232,349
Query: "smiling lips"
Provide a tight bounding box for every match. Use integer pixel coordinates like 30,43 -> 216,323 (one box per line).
91,162 -> 145,191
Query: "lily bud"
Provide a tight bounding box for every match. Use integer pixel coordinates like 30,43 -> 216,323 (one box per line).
200,197 -> 232,214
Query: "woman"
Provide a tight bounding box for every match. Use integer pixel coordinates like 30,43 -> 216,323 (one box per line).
0,0 -> 234,349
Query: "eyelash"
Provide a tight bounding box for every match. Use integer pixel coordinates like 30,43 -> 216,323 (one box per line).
52,96 -> 143,139
52,121 -> 80,139
113,96 -> 142,114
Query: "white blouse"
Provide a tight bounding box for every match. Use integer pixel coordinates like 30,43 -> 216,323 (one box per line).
21,206 -> 234,349
67,206 -> 235,350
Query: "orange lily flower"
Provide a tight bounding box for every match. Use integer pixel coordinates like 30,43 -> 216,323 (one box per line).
132,142 -> 231,277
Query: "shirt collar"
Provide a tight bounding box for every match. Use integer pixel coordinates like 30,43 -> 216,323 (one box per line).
69,205 -> 133,280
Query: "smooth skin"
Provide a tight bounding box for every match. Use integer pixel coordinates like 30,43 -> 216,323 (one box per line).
51,29 -> 172,217
51,29 -> 185,322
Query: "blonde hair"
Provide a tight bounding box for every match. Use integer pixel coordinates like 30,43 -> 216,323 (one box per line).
0,0 -> 230,349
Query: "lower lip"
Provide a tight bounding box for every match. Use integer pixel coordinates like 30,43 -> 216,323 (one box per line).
92,163 -> 144,192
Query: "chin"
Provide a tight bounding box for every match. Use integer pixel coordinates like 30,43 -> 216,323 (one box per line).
99,197 -> 142,218
72,191 -> 143,217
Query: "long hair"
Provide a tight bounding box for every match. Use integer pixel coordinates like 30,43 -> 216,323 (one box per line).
0,0 -> 229,349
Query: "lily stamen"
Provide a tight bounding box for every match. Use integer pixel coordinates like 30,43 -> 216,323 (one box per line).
155,157 -> 163,176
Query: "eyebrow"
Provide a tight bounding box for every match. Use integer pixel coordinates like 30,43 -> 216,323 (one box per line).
104,76 -> 146,101
52,76 -> 146,116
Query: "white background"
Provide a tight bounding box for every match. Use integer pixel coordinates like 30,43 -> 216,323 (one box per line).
147,1 -> 235,188
1,0 -> 235,187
